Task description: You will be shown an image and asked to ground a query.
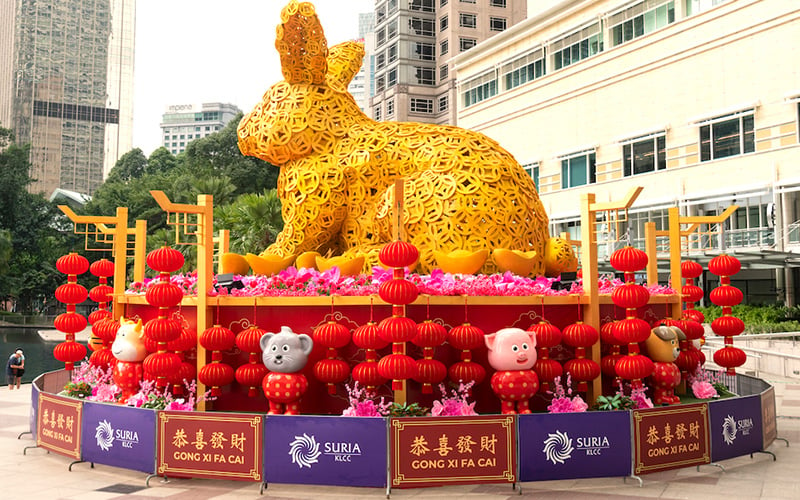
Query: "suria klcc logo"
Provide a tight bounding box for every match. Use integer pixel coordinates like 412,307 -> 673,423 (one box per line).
543,430 -> 611,464
94,419 -> 140,452
288,433 -> 363,469
722,414 -> 754,445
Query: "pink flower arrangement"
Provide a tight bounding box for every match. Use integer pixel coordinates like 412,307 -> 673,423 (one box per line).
547,374 -> 588,413
126,267 -> 676,298
126,379 -> 212,411
342,382 -> 391,417
431,382 -> 478,416
688,366 -> 722,399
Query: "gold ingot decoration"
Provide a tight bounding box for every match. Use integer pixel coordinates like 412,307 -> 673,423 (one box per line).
220,252 -> 250,276
295,251 -> 321,270
543,237 -> 578,278
245,253 -> 296,276
315,255 -> 365,276
492,249 -> 541,277
237,1 -> 554,276
434,249 -> 489,276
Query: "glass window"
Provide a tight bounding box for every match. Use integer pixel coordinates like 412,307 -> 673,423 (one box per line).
699,111 -> 755,161
440,39 -> 449,56
388,0 -> 398,13
460,0 -> 476,3
501,48 -> 545,91
374,104 -> 382,121
439,64 -> 448,81
441,0 -> 448,6
460,37 -> 477,52
413,41 -> 435,61
461,70 -> 498,107
686,0 -> 729,16
440,15 -> 448,31
551,23 -> 603,70
460,13 -> 477,28
410,17 -> 435,36
560,152 -> 597,188
387,19 -> 398,40
610,1 -> 675,47
490,17 -> 507,31
376,75 -> 386,92
523,162 -> 540,190
388,43 -> 398,63
410,98 -> 434,114
415,66 -> 435,85
409,0 -> 435,12
622,134 -> 666,176
387,98 -> 395,118
438,94 -> 449,113
376,53 -> 386,70
490,0 -> 507,7
387,68 -> 398,86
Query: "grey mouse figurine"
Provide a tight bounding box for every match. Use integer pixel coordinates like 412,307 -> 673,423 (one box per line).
260,326 -> 313,415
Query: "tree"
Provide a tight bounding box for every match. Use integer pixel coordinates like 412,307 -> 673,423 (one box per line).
215,189 -> 284,255
145,147 -> 178,176
106,148 -> 147,182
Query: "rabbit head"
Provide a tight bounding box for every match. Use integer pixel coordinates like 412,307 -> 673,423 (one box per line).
238,1 -> 366,166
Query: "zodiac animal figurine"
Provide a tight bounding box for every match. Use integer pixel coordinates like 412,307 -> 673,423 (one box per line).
485,327 -> 539,414
237,0 -> 554,276
111,317 -> 147,404
645,325 -> 683,405
260,326 -> 314,415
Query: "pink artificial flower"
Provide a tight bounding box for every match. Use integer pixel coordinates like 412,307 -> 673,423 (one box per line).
692,380 -> 718,399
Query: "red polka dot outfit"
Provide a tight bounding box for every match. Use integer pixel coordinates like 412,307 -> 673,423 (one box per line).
490,370 -> 539,414
652,362 -> 681,405
113,361 -> 143,404
262,372 -> 308,415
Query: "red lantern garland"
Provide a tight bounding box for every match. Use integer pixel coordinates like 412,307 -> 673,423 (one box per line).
88,259 -> 114,368
377,241 -> 420,391
313,319 -> 351,394
142,246 -> 184,389
677,261 -> 706,379
352,320 -> 389,394
412,319 -> 448,394
53,252 -> 89,370
235,325 -> 269,397
529,320 -> 562,393
611,246 -> 654,388
709,254 -> 746,375
168,326 -> 197,395
447,322 -> 486,387
563,321 -> 600,392
198,324 -> 235,396
600,320 -> 623,382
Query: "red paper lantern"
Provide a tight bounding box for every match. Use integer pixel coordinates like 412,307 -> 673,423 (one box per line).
89,348 -> 115,369
90,258 -> 114,278
681,319 -> 704,341
352,321 -> 388,392
714,346 -> 747,375
683,308 -> 705,323
313,321 -> 351,394
55,312 -> 88,334
529,321 -> 563,392
353,321 -> 389,350
448,323 -> 484,351
146,246 -> 185,273
168,326 -> 196,352
88,309 -> 112,326
378,353 -> 416,390
55,282 -> 88,305
564,358 -> 601,391
89,284 -> 113,304
314,321 -> 351,349
563,322 -> 598,348
379,316 -> 417,343
411,320 -> 447,393
681,284 -> 704,303
143,351 -> 182,387
379,240 -> 419,268
609,246 -> 647,273
710,286 -> 743,307
145,281 -> 184,308
199,325 -> 236,351
235,363 -> 268,397
95,318 -> 120,343
709,254 -> 741,277
198,361 -> 235,397
352,362 -> 386,390
447,323 -> 485,386
613,317 -> 651,345
448,361 -> 486,386
414,320 -> 448,348
56,252 -> 89,275
314,358 -> 351,393
144,317 -> 181,344
615,354 -> 654,384
681,260 -> 703,279
612,283 -> 650,309
711,316 -> 745,337
562,322 -> 600,392
54,341 -> 87,370
413,358 -> 447,393
535,358 -> 563,390
379,278 -> 419,305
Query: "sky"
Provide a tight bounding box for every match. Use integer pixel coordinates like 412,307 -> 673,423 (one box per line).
132,0 -> 375,155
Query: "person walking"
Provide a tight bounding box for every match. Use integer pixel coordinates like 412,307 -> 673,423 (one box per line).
6,349 -> 24,389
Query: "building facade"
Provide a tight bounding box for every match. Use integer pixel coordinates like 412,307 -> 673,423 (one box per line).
0,0 -> 135,197
369,0 -> 527,125
347,12 -> 376,113
454,0 -> 800,304
160,102 -> 241,155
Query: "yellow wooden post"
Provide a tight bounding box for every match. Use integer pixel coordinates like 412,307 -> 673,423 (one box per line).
133,219 -> 147,285
644,222 -> 658,287
580,193 -> 601,403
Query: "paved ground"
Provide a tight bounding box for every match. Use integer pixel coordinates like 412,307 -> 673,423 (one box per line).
2,377 -> 799,500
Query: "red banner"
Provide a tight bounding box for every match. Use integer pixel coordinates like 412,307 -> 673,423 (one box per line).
633,403 -> 710,474
157,411 -> 262,481
390,415 -> 516,488
36,392 -> 82,459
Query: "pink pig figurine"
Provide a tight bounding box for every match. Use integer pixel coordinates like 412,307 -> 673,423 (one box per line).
485,327 -> 540,414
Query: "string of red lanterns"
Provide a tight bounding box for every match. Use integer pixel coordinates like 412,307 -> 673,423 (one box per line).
313,316 -> 351,394
87,258 -> 115,369
53,253 -> 89,370
530,320 -> 562,393
677,260 -> 706,381
198,323 -> 236,396
709,254 -> 746,375
235,325 -> 269,397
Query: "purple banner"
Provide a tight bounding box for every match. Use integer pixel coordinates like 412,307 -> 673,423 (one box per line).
81,401 -> 157,473
264,415 -> 387,487
709,395 -> 762,462
518,411 -> 632,481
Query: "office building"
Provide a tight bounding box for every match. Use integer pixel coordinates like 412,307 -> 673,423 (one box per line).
160,102 -> 241,155
454,0 -> 800,304
348,12 -> 376,113
369,0 -> 527,124
0,0 -> 135,197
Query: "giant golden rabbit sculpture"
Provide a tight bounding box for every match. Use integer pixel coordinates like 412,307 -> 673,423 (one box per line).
237,0 -> 556,276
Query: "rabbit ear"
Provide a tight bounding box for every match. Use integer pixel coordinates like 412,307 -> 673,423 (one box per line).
276,1 -> 328,85
326,41 -> 365,93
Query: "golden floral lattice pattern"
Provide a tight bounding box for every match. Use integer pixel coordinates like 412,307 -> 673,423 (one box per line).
237,0 -> 556,275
